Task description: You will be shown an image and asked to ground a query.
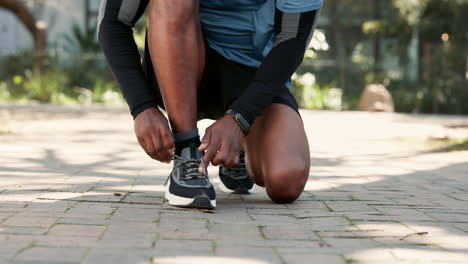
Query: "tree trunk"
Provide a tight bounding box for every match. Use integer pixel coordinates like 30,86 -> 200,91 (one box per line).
0,0 -> 47,69
373,0 -> 382,74
329,0 -> 347,94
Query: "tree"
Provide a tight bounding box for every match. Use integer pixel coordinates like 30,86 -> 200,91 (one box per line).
392,0 -> 468,114
0,0 -> 47,68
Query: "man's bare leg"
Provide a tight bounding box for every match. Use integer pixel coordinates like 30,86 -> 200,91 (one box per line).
244,104 -> 310,203
147,0 -> 204,134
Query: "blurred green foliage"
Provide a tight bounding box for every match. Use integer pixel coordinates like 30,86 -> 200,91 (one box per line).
0,23 -> 122,106
295,0 -> 468,114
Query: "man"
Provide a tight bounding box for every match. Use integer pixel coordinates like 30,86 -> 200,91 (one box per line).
98,0 -> 322,209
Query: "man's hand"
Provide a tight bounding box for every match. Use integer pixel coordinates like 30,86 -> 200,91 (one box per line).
134,107 -> 175,163
198,115 -> 245,173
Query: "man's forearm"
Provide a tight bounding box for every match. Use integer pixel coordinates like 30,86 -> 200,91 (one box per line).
98,0 -> 157,118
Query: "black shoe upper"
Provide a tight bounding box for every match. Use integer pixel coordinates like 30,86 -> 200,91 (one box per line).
168,144 -> 215,200
219,151 -> 254,191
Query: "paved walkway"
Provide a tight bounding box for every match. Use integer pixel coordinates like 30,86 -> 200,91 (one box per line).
1,105 -> 468,264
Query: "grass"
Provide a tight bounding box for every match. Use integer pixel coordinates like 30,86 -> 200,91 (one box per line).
426,137 -> 468,152
397,136 -> 468,153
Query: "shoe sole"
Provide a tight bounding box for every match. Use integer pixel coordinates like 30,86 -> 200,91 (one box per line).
165,182 -> 216,210
218,179 -> 252,194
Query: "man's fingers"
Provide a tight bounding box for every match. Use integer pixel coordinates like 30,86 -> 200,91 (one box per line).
161,129 -> 175,153
212,145 -> 229,166
145,135 -> 161,161
232,154 -> 240,167
224,149 -> 238,168
200,142 -> 218,174
148,133 -> 166,163
201,148 -> 215,173
199,129 -> 212,151
198,129 -> 213,173
217,143 -> 240,167
159,130 -> 175,163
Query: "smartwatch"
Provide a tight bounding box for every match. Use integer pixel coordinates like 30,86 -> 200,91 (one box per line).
225,109 -> 250,134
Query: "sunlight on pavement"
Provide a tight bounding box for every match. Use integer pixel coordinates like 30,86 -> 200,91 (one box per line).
349,222 -> 468,262
348,248 -> 468,263
0,108 -> 467,264
153,257 -> 270,264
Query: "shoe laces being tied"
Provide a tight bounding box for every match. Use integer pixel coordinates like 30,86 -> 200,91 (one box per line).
172,154 -> 208,181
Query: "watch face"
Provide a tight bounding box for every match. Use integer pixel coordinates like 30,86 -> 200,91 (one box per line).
227,110 -> 249,133
235,114 -> 248,132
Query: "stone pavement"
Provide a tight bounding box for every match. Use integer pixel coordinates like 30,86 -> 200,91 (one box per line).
1,104 -> 468,264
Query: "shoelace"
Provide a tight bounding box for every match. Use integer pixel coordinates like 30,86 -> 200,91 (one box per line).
172,154 -> 208,181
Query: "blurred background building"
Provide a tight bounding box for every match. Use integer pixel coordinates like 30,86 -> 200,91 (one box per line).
0,0 -> 100,52
0,0 -> 467,115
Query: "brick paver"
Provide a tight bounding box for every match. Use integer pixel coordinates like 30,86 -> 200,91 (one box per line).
1,105 -> 468,263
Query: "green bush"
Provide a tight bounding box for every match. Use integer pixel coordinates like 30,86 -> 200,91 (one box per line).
292,73 -> 342,111
21,69 -> 68,103
0,51 -> 35,80
91,78 -> 122,105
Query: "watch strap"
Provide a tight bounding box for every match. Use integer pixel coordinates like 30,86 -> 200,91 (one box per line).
226,109 -> 250,134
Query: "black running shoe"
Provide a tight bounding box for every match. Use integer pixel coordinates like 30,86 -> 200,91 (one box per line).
218,151 -> 254,194
165,145 -> 216,209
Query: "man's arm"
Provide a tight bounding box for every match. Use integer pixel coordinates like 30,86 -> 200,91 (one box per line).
98,0 -> 175,162
199,8 -> 320,171
98,0 -> 157,118
229,8 -> 320,126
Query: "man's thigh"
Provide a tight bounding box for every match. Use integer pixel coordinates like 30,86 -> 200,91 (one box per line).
243,103 -> 310,187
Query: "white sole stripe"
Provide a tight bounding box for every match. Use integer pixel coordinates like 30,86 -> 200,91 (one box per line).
164,181 -> 216,208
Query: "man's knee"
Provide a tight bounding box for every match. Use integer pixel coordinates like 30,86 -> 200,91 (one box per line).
148,0 -> 198,28
265,165 -> 309,204
249,169 -> 265,187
